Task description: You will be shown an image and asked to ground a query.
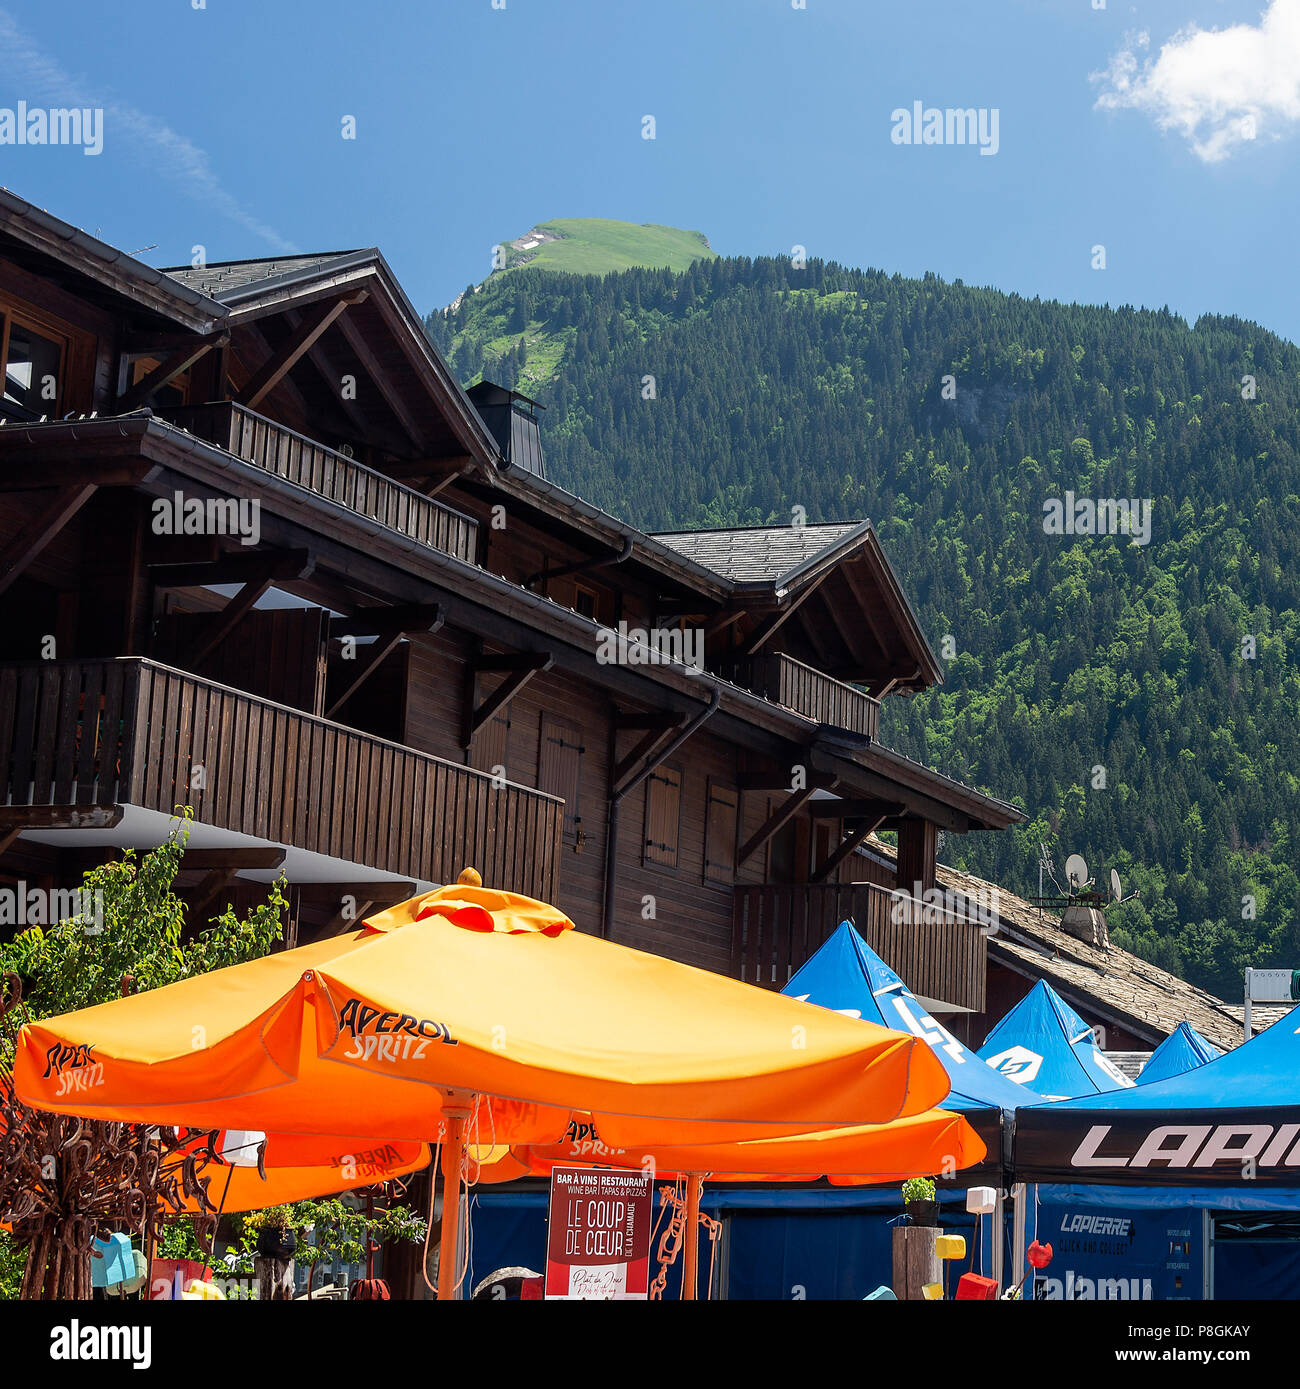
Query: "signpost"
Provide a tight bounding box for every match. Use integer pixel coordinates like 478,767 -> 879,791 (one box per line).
1243,968 -> 1300,1042
545,1166 -> 654,1300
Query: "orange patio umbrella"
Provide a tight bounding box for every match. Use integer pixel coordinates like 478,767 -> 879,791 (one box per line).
470,1109 -> 985,1298
13,878 -> 950,1298
472,1107 -> 984,1185
172,1129 -> 430,1216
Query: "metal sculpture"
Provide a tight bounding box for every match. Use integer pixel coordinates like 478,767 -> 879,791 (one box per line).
1,972 -> 221,1299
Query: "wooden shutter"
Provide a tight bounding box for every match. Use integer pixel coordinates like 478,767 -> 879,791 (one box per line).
538,714 -> 583,842
643,765 -> 682,870
704,782 -> 738,884
471,711 -> 509,779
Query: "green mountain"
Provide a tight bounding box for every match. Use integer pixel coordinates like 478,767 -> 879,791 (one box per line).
426,254 -> 1300,1000
484,218 -> 715,281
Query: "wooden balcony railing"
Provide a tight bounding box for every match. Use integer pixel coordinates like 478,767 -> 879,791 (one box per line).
713,653 -> 880,739
0,659 -> 561,900
164,402 -> 478,565
732,880 -> 987,1012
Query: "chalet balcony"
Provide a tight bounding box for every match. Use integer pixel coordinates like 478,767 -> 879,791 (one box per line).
732,880 -> 987,1012
712,653 -> 880,740
0,659 -> 562,900
163,401 -> 479,565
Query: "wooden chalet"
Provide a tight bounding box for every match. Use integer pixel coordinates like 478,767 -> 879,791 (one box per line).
0,188 -> 1021,1017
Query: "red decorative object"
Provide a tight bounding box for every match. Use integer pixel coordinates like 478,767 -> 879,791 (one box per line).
954,1273 -> 1000,1301
349,1279 -> 391,1300
1027,1240 -> 1054,1269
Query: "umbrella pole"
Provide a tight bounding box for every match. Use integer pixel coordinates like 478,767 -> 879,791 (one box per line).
436,1111 -> 468,1302
681,1174 -> 703,1301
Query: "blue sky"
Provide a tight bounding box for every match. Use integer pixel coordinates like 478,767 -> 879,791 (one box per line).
2,0 -> 1298,339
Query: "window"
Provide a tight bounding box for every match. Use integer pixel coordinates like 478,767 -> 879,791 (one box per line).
643,765 -> 682,870
538,714 -> 583,844
1,312 -> 65,414
573,582 -> 600,622
704,781 -> 738,885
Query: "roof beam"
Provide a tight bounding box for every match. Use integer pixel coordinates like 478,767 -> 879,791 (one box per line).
179,847 -> 287,871
736,786 -> 819,869
0,483 -> 98,596
325,631 -> 405,719
812,575 -> 863,665
614,711 -> 685,732
286,308 -> 376,438
467,653 -> 552,744
238,292 -> 368,410
183,558 -> 282,668
0,460 -> 158,492
150,548 -> 315,589
738,770 -> 835,792
742,571 -> 831,655
334,309 -> 426,449
808,798 -> 906,819
330,603 -> 445,639
613,718 -> 688,793
0,805 -> 123,833
379,454 -> 474,480
839,558 -> 900,669
295,879 -> 417,900
810,811 -> 894,883
117,333 -> 229,413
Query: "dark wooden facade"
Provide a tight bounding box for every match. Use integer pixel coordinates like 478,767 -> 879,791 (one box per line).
0,190 -> 1019,1002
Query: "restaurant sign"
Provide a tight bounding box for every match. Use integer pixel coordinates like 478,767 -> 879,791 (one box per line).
545,1165 -> 653,1299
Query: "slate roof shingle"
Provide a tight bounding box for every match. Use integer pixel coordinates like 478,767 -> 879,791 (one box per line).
162,252 -> 368,302
860,835 -> 1261,1051
650,521 -> 866,587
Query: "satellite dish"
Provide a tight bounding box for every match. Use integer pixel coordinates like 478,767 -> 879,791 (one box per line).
1110,869 -> 1122,902
1065,854 -> 1089,890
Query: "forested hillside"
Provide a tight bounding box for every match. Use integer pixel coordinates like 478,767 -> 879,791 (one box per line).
428,254 -> 1300,999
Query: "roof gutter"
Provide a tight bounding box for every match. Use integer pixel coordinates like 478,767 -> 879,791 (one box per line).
491,463 -> 733,601
0,188 -> 227,331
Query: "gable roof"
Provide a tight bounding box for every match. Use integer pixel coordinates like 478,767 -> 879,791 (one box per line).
654,519 -> 942,691
160,247 -> 505,475
162,252 -> 372,302
653,521 -> 867,588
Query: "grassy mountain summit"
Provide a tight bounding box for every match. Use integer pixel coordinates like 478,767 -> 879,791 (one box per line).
426,253 -> 1300,1000
488,218 -> 716,280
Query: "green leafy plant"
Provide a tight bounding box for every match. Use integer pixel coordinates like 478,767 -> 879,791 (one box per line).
901,1177 -> 936,1204
0,814 -> 288,1298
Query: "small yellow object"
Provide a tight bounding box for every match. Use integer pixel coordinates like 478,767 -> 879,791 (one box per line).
936,1234 -> 967,1261
457,866 -> 483,886
921,1282 -> 944,1301
180,1279 -> 225,1300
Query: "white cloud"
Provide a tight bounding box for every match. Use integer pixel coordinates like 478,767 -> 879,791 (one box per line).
1093,1 -> 1300,162
0,9 -> 296,252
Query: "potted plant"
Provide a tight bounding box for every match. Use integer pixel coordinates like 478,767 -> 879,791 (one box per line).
901,1177 -> 938,1227
252,1206 -> 298,1260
